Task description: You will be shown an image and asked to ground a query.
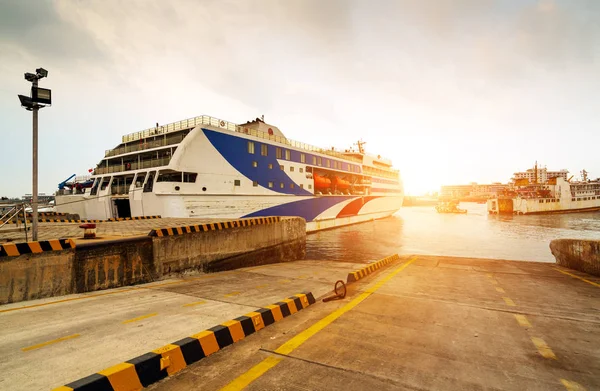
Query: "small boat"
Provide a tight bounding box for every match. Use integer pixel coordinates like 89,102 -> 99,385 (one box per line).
436,200 -> 467,214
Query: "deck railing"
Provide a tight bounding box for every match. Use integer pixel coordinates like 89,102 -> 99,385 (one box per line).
94,157 -> 171,175
117,115 -> 373,164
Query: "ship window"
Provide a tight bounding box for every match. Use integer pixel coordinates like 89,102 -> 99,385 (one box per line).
326,160 -> 331,168
280,165 -> 284,171
183,172 -> 197,183
300,153 -> 306,163
234,180 -> 241,186
572,198 -> 575,201
252,161 -> 258,168
90,178 -> 100,195
317,157 -> 322,166
308,184 -> 312,189
268,181 -> 273,188
300,184 -> 304,189
290,166 -> 295,172
290,183 -> 295,189
261,144 -> 268,156
135,173 -> 147,188
100,177 -> 111,190
268,163 -> 273,169
276,148 -> 282,159
157,170 -> 182,182
280,182 -> 284,188
312,156 -> 317,165
247,141 -> 255,154
143,171 -> 155,192
253,181 -> 258,187
299,168 -> 303,173
539,200 -> 543,203
285,150 -> 291,160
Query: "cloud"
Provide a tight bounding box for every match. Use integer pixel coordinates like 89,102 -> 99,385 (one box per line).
0,0 -> 105,63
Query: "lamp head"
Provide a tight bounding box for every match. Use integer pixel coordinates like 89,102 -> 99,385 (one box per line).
36,68 -> 48,78
18,94 -> 35,110
24,72 -> 37,82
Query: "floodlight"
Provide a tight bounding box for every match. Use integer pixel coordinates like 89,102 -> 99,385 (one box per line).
32,87 -> 51,105
36,68 -> 48,78
18,94 -> 34,110
25,72 -> 37,82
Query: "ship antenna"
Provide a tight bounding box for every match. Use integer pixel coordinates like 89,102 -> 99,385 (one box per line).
354,140 -> 366,154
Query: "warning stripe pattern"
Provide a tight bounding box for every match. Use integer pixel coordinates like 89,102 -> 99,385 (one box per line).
0,239 -> 75,258
52,292 -> 316,391
6,216 -> 162,224
149,216 -> 282,237
346,254 -> 400,283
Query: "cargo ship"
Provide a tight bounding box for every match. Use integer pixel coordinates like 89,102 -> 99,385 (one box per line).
55,115 -> 403,232
488,168 -> 600,215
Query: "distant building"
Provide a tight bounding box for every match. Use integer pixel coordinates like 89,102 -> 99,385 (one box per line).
440,184 -> 474,198
512,167 -> 568,184
22,193 -> 55,204
440,183 -> 509,198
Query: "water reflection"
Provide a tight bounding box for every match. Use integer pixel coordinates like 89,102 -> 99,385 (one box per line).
306,203 -> 600,263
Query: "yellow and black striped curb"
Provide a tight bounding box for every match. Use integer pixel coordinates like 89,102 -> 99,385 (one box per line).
347,254 -> 400,283
25,212 -> 68,217
5,216 -> 161,224
52,292 -> 316,391
149,216 -> 282,237
107,216 -> 161,222
0,239 -> 75,258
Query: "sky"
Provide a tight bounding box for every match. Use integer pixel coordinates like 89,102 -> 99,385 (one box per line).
0,0 -> 599,197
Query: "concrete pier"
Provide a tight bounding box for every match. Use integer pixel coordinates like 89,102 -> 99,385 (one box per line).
0,255 -> 598,391
151,255 -> 600,391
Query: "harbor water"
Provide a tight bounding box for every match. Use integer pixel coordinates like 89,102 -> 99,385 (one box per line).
306,203 -> 600,263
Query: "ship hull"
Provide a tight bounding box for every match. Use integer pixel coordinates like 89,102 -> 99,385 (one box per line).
487,197 -> 600,215
56,193 -> 403,232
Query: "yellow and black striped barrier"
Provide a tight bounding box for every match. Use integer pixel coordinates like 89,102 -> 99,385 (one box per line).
0,239 -> 75,258
25,212 -> 68,217
149,216 -> 281,237
52,292 -> 316,391
108,215 -> 161,222
346,254 -> 400,283
6,216 -> 161,224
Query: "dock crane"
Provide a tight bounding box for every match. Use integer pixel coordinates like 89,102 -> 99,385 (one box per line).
58,174 -> 76,190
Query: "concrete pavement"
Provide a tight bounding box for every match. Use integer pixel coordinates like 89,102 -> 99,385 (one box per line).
148,255 -> 600,391
0,259 -> 364,391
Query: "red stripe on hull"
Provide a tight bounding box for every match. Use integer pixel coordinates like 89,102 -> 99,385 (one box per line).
336,196 -> 380,218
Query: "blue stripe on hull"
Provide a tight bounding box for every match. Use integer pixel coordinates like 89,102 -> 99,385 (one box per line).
203,128 -> 312,196
242,196 -> 354,222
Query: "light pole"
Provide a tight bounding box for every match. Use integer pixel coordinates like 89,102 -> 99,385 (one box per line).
18,68 -> 51,241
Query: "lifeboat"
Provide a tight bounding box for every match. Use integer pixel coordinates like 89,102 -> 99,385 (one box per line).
332,176 -> 351,190
314,173 -> 332,189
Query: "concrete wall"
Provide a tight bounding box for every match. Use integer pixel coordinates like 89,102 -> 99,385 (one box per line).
153,217 -> 305,275
73,236 -> 156,293
0,217 -> 305,304
550,239 -> 600,277
0,250 -> 75,304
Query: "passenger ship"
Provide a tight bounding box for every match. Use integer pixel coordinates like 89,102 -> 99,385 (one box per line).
55,115 -> 403,231
487,171 -> 600,215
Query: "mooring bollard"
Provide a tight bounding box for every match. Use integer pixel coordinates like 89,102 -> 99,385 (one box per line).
79,223 -> 97,239
323,280 -> 347,302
